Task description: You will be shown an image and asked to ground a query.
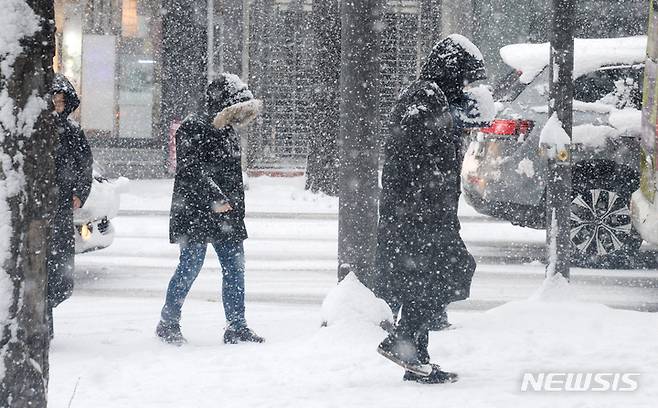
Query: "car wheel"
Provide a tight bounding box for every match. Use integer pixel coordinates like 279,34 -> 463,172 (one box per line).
570,186 -> 642,268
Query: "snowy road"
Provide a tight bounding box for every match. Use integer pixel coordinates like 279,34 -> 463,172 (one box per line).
74,212 -> 658,312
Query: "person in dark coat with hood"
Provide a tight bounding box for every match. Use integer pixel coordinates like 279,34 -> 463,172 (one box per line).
375,35 -> 486,383
156,73 -> 264,346
48,74 -> 94,335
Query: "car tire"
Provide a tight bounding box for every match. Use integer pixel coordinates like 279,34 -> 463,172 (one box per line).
569,173 -> 642,268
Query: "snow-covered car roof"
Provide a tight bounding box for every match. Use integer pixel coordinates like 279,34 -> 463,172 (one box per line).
500,36 -> 647,84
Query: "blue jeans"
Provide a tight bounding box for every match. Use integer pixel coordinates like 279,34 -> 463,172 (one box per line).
160,241 -> 247,328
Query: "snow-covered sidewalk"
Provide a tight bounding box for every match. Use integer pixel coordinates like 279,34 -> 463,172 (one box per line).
48,176 -> 658,407
49,292 -> 658,407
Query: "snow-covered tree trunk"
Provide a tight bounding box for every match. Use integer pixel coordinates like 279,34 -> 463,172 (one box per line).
305,0 -> 340,196
337,0 -> 382,286
1,0 -> 56,406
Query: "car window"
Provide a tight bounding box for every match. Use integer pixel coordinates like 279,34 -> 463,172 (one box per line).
574,65 -> 644,109
492,69 -> 530,102
495,65 -> 644,110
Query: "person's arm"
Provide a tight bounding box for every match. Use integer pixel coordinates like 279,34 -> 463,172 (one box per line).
72,126 -> 93,207
175,120 -> 230,212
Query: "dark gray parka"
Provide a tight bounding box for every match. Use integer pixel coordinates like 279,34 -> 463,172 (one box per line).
375,35 -> 486,316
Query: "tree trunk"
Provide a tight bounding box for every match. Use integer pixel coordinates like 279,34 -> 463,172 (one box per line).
337,0 -> 382,286
0,0 -> 57,406
305,0 -> 341,196
161,0 -> 208,162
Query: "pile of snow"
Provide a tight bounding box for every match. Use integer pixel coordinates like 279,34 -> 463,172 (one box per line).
320,272 -> 393,327
539,113 -> 571,154
501,36 -> 647,84
530,273 -> 577,302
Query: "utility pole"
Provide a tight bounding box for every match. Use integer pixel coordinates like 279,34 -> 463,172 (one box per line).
337,0 -> 383,286
545,0 -> 576,279
1,0 -> 56,405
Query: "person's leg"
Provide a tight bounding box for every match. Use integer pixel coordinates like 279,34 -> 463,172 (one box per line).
213,240 -> 264,343
160,242 -> 207,324
47,217 -> 75,309
212,240 -> 246,328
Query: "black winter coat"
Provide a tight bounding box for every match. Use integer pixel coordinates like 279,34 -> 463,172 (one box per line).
375,35 -> 484,316
169,114 -> 247,244
48,74 -> 93,308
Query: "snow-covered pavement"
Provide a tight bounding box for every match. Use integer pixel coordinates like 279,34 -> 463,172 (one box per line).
48,177 -> 658,407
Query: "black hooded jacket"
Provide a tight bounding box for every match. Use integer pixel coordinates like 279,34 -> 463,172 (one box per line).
169,74 -> 254,244
47,74 -> 93,308
375,35 -> 484,314
52,74 -> 93,211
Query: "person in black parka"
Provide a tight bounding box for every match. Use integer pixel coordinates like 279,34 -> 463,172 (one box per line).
48,74 -> 93,335
375,35 -> 486,383
156,73 -> 264,345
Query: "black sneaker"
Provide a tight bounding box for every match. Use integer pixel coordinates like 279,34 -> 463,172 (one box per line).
403,364 -> 459,384
223,326 -> 265,344
156,321 -> 187,346
377,333 -> 432,376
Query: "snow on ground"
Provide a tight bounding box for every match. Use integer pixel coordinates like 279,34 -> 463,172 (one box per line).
49,295 -> 658,407
120,175 -> 483,218
48,176 -> 658,407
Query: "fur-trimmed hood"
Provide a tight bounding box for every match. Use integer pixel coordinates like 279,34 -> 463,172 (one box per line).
213,99 -> 263,129
207,73 -> 262,129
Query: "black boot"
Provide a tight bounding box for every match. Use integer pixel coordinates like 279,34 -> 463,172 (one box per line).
403,364 -> 459,384
377,332 -> 432,376
223,325 -> 265,344
428,306 -> 452,331
156,321 -> 187,346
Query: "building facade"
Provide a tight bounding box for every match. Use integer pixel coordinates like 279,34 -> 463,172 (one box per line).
53,0 -> 648,177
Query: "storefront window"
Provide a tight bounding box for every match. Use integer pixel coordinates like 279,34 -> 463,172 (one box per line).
55,0 -> 159,142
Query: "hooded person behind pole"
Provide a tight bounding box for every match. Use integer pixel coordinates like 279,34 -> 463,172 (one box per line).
48,74 -> 94,337
156,73 -> 264,346
374,34 -> 486,384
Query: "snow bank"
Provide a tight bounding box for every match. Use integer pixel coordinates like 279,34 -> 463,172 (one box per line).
320,272 -> 393,327
501,36 -> 647,84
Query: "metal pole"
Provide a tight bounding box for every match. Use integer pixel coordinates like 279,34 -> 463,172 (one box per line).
546,0 -> 575,280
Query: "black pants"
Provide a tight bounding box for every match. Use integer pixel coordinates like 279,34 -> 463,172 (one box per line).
396,299 -> 440,365
47,212 -> 75,309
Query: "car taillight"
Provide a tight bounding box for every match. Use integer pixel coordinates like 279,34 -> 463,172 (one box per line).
480,119 -> 534,138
